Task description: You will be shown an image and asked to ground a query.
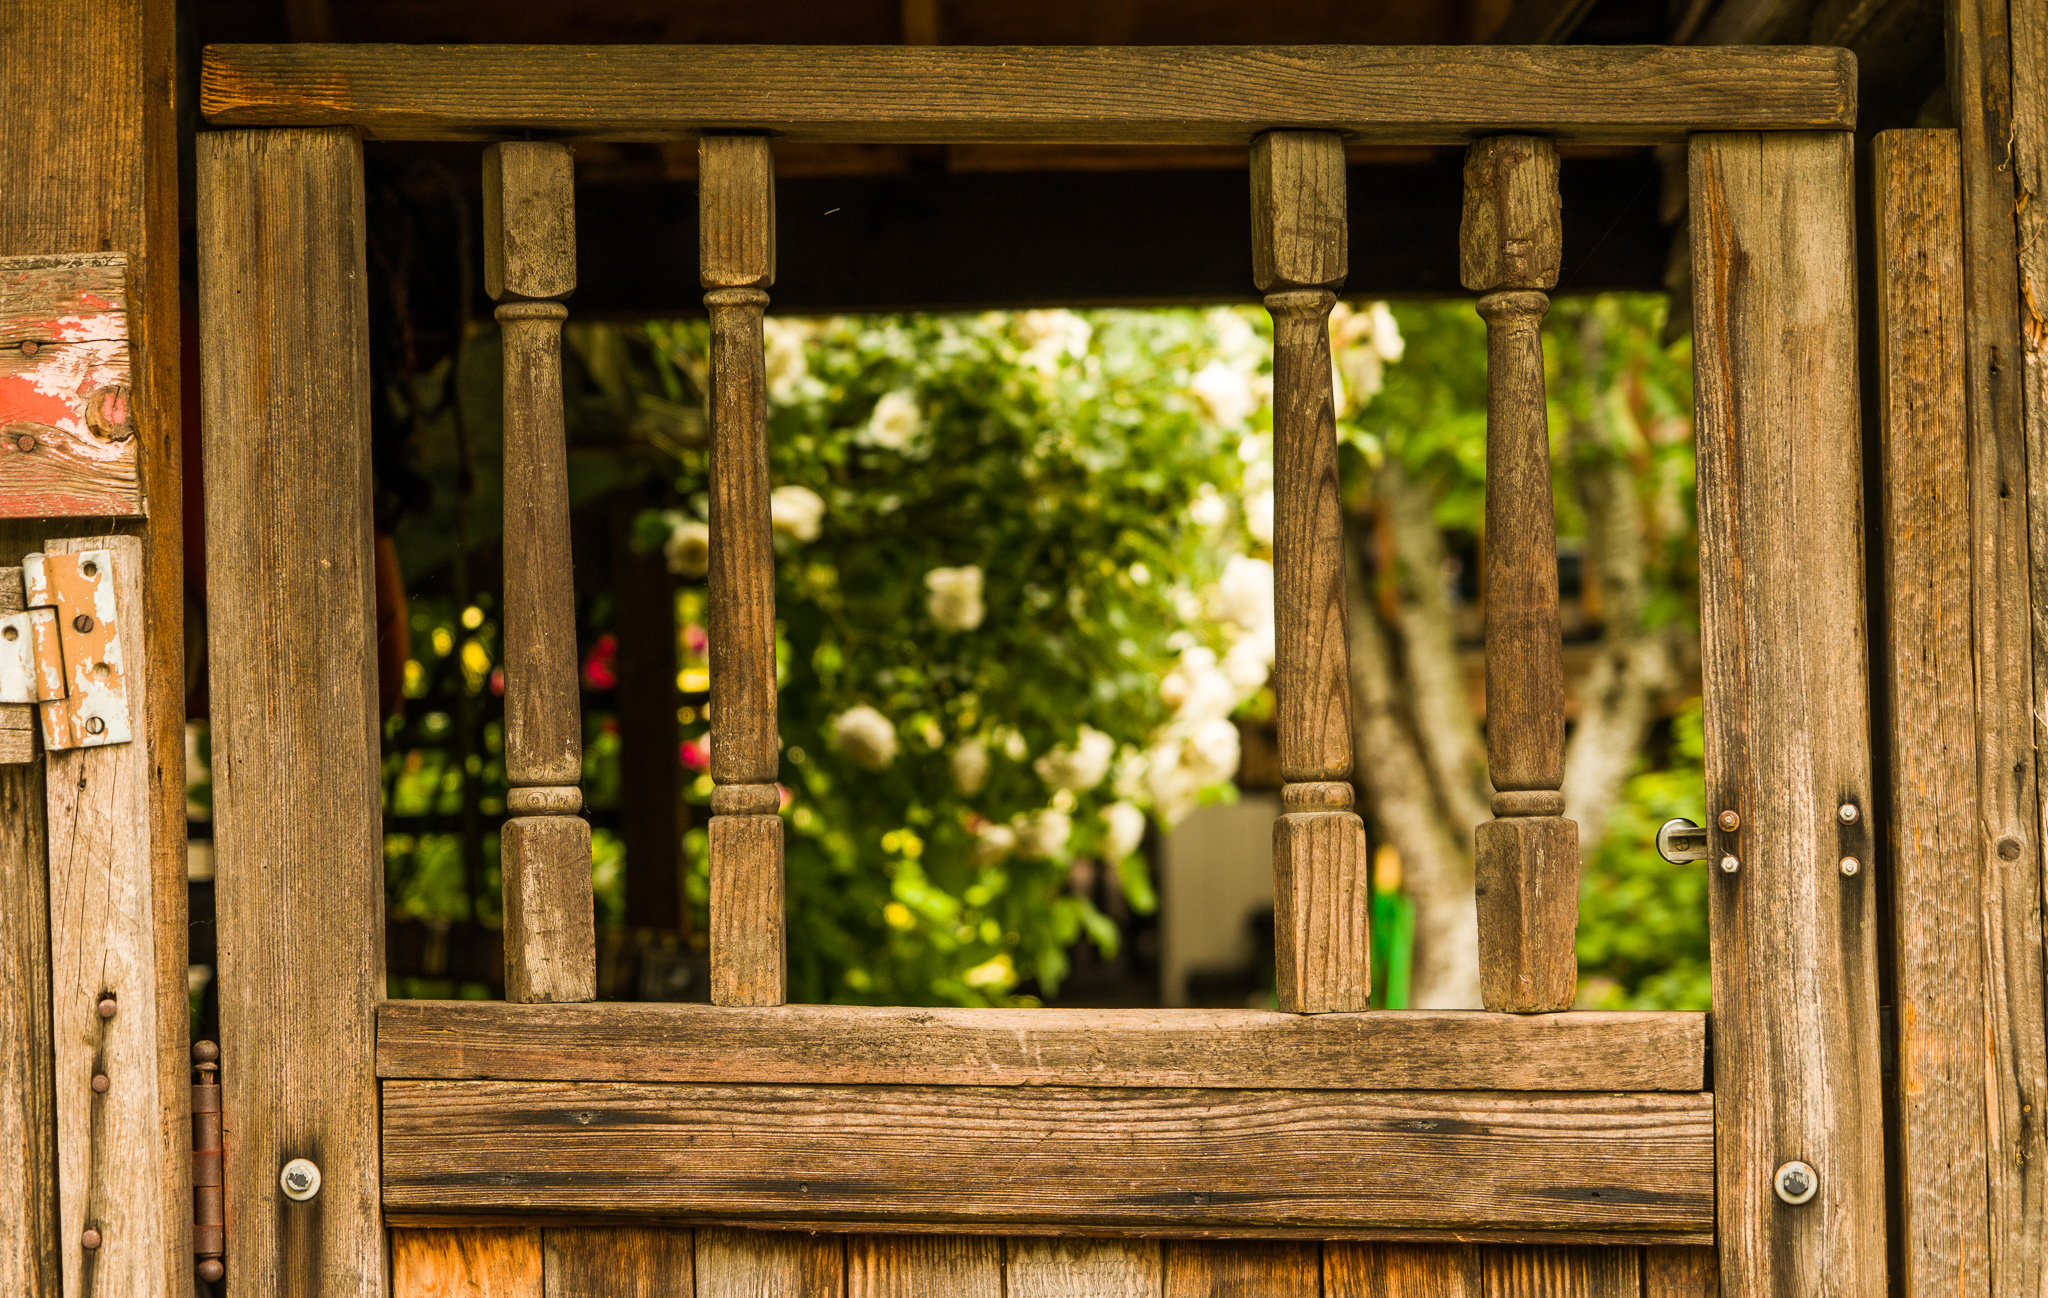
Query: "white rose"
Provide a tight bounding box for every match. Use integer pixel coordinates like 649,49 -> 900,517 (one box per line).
950,739 -> 990,795
1016,309 -> 1092,376
664,518 -> 710,578
1015,808 -> 1073,859
865,390 -> 923,450
1222,634 -> 1273,693
970,821 -> 1017,866
1162,646 -> 1237,723
830,705 -> 899,771
1146,739 -> 1203,827
1101,801 -> 1147,862
1033,725 -> 1116,793
1190,360 -> 1258,428
1182,716 -> 1243,786
763,319 -> 810,404
1216,554 -> 1274,632
1369,300 -> 1405,362
768,485 -> 825,543
1244,488 -> 1274,545
1187,485 -> 1230,529
925,565 -> 985,631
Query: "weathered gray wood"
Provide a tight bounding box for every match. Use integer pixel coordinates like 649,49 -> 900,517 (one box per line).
0,683 -> 55,1294
696,1227 -> 845,1298
1871,126 -> 1993,1298
1953,0 -> 2048,1290
200,44 -> 1859,145
198,126 -> 385,1295
1689,129 -> 1884,1294
392,1227 -> 541,1297
1005,1239 -> 1162,1297
375,999 -> 1707,1091
1163,1242 -> 1322,1298
1325,1242 -> 1480,1297
848,1236 -> 1002,1298
543,1226 -> 693,1297
381,1081 -> 1713,1236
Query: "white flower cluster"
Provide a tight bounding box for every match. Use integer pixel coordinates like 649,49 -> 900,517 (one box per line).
1014,309 -> 1092,377
925,565 -> 985,631
662,512 -> 710,578
829,704 -> 899,771
864,390 -> 924,451
1329,300 -> 1405,417
771,484 -> 825,542
763,318 -> 816,406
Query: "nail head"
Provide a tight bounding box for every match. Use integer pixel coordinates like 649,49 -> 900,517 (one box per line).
91,1073 -> 109,1093
80,1227 -> 101,1250
96,995 -> 117,1019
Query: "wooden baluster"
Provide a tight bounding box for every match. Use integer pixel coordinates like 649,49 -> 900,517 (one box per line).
1252,131 -> 1372,1013
1461,136 -> 1576,1013
485,141 -> 597,1003
700,135 -> 785,1007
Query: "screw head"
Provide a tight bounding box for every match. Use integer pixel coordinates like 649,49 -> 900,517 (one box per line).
1717,810 -> 1741,832
13,434 -> 33,452
91,1073 -> 109,1093
1719,854 -> 1740,874
20,339 -> 37,356
72,614 -> 93,633
280,1157 -> 322,1202
80,1227 -> 101,1250
85,716 -> 106,736
1774,1159 -> 1819,1205
1840,856 -> 1861,877
1838,803 -> 1859,825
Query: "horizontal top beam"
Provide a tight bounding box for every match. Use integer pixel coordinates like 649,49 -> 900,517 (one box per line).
202,43 -> 1856,145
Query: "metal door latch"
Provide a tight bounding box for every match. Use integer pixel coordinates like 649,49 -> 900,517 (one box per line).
1657,818 -> 1711,864
0,549 -> 132,750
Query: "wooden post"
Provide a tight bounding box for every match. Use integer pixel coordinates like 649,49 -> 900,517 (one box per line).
198,126 -> 386,1294
1690,130 -> 1884,1294
485,141 -> 598,1004
1251,130 -> 1371,1014
700,135 -> 785,1008
1871,127 -> 1993,1298
1460,136 -> 1577,1014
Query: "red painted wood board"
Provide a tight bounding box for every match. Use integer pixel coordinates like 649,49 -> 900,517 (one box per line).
0,253 -> 145,517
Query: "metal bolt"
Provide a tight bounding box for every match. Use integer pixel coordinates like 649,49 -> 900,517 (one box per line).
1719,854 -> 1740,874
1840,856 -> 1861,877
1717,810 -> 1741,832
1838,803 -> 1859,825
85,716 -> 105,736
91,1073 -> 109,1094
280,1157 -> 322,1202
13,434 -> 33,452
80,1227 -> 101,1250
96,995 -> 117,1019
73,614 -> 93,633
1774,1160 -> 1819,1205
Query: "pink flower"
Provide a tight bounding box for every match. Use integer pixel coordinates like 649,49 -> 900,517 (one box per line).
581,634 -> 618,690
680,736 -> 710,771
684,624 -> 709,655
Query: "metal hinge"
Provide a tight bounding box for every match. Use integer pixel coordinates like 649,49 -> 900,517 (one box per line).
192,1041 -> 224,1283
0,549 -> 132,750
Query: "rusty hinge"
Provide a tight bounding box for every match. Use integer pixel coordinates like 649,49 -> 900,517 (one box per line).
192,1041 -> 224,1283
0,548 -> 132,750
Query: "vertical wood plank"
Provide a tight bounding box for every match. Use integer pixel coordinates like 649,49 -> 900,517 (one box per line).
1953,0 -> 2048,1290
0,563 -> 33,763
1689,129 -> 1884,1295
1164,1240 -> 1323,1297
1479,1247 -> 1636,1298
1461,136 -> 1577,1014
392,1228 -> 542,1298
543,1226 -> 693,1297
1004,1238 -> 1163,1298
1640,1247 -> 1717,1298
198,127 -> 385,1296
700,134 -> 786,1007
696,1227 -> 844,1298
487,140 -> 597,1004
1325,1242 -> 1480,1297
847,1235 -> 1002,1297
1871,127 -> 1993,1298
42,535 -> 164,1298
1253,129 -> 1371,1013
0,566 -> 56,1297
0,3 -> 189,1292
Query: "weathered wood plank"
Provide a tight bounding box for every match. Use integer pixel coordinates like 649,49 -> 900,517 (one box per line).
392,1227 -> 542,1297
42,535 -> 164,1298
847,1235 -> 1001,1298
1005,1238 -> 1163,1297
374,1000 -> 1707,1091
1325,1242 -> 1480,1297
1639,1246 -> 1716,1298
1871,126 -> 1993,1298
0,255 -> 143,518
1480,1246 -> 1636,1298
696,1227 -> 845,1298
1954,0 -> 2048,1291
0,565 -> 33,764
543,1226 -> 693,1297
1163,1241 -> 1322,1298
381,1081 -> 1713,1236
1689,129 -> 1885,1293
200,45 -> 1857,145
198,127 -> 385,1294
0,667 -> 55,1294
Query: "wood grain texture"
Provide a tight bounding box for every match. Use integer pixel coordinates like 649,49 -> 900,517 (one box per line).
1952,1 -> 2048,1290
1251,131 -> 1347,292
700,136 -> 777,289
1481,1247 -> 1636,1298
1871,127 -> 1992,1298
1006,1238 -> 1163,1297
0,255 -> 143,518
1163,1241 -> 1321,1297
380,1081 -> 1714,1236
1459,138 -> 1561,292
1689,130 -> 1884,1294
501,816 -> 598,1003
709,814 -> 785,1006
1473,815 -> 1578,1013
1325,1243 -> 1479,1297
392,1227 -> 542,1297
0,565 -> 32,764
848,1235 -> 1002,1297
1639,1247 -> 1716,1298
483,143 -> 577,301
0,5 -> 188,1291
198,127 -> 385,1296
1272,810 -> 1371,1011
696,1227 -> 845,1298
42,535 -> 163,1298
543,1226 -> 693,1297
375,1000 -> 1707,1091
200,44 -> 1858,145
0,701 -> 55,1294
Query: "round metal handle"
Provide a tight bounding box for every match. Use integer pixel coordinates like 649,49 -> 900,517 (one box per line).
1656,818 -> 1710,864
280,1158 -> 322,1202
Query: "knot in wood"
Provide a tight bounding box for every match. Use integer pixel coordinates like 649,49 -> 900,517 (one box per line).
1491,789 -> 1565,817
507,785 -> 583,815
1475,290 -> 1551,325
703,287 -> 771,311
1283,781 -> 1355,810
711,782 -> 782,817
494,300 -> 569,324
1260,288 -> 1337,320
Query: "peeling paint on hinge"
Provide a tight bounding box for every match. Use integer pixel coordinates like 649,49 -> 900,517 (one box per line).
13,549 -> 131,749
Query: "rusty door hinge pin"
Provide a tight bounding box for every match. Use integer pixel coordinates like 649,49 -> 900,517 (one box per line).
192,1040 -> 224,1282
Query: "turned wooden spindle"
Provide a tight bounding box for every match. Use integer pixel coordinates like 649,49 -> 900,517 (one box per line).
485,141 -> 597,1003
1252,131 -> 1371,1013
701,135 -> 786,1007
1462,135 -> 1578,1013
